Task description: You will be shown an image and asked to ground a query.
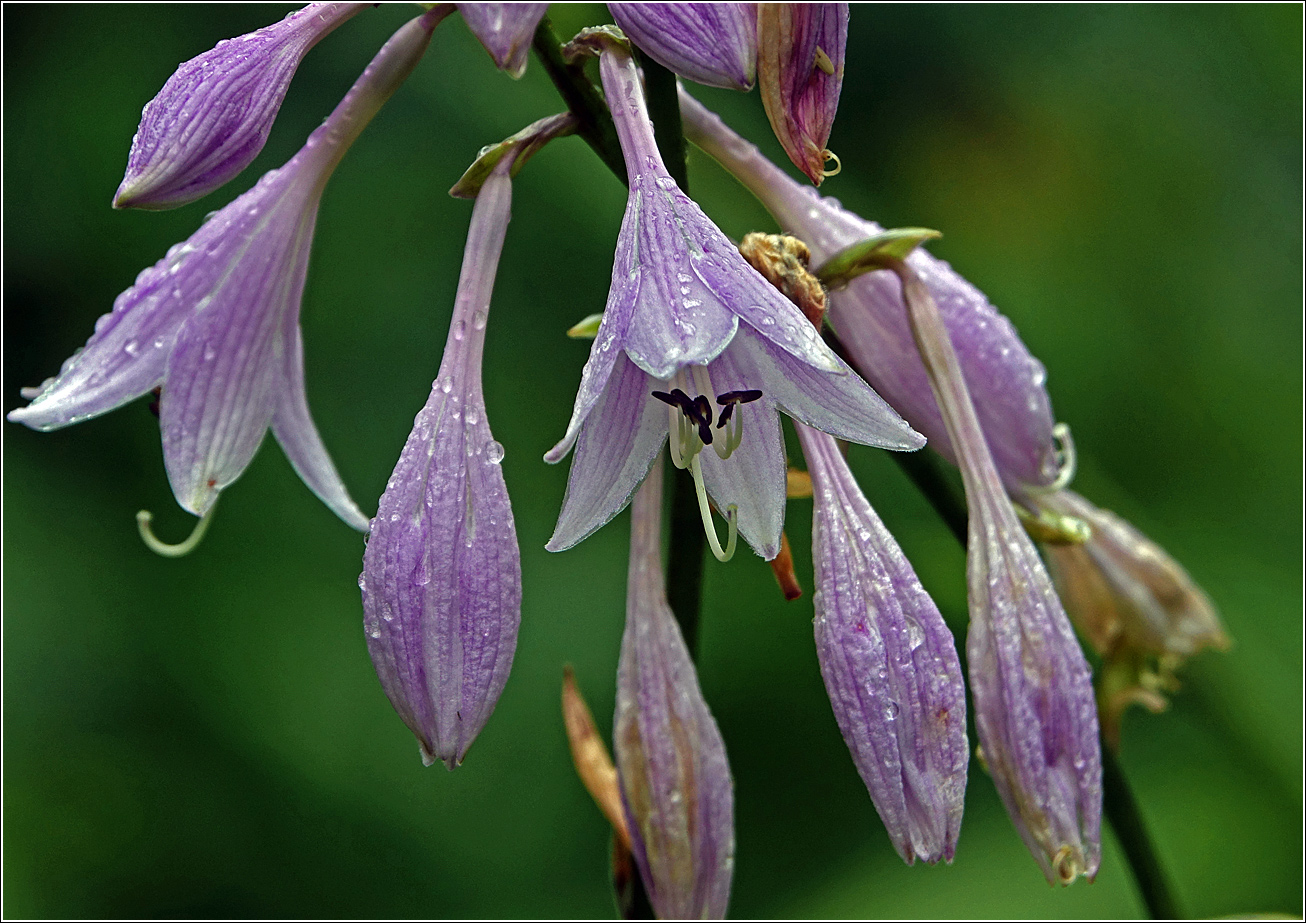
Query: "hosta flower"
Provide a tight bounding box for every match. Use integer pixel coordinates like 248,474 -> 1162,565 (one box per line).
114,2 -> 368,210
546,34 -> 921,560
796,422 -> 968,865
891,259 -> 1102,885
614,457 -> 734,919
679,90 -> 1064,497
361,157 -> 520,769
10,8 -> 450,531
609,2 -> 758,90
756,2 -> 848,185
458,3 -> 549,79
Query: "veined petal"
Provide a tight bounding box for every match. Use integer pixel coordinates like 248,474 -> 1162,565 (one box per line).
695,345 -> 785,560
797,423 -> 967,865
114,3 -> 367,210
160,186 -> 319,517
615,458 -> 734,919
547,353 -> 669,552
271,312 -> 369,531
729,327 -> 923,451
363,170 -> 521,769
609,2 -> 757,91
457,3 -> 548,79
757,2 -> 848,184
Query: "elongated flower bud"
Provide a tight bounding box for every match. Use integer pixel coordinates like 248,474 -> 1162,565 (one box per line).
679,92 -> 1062,496
361,159 -> 521,769
114,3 -> 367,210
458,3 -> 548,78
609,3 -> 758,90
756,2 -> 847,184
796,422 -> 968,864
615,457 -> 734,919
893,259 -> 1101,885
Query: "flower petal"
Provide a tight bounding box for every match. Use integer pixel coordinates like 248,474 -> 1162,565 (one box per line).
547,353 -> 668,552
695,345 -> 786,560
609,2 -> 757,91
730,327 -> 924,451
270,314 -> 369,530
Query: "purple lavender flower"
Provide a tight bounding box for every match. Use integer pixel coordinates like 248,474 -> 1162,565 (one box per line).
890,260 -> 1102,884
756,2 -> 847,185
546,36 -> 921,561
614,457 -> 734,919
679,91 -> 1065,497
795,422 -> 968,865
361,156 -> 520,770
609,2 -> 758,90
10,9 -> 450,530
457,3 -> 549,79
114,3 -> 368,210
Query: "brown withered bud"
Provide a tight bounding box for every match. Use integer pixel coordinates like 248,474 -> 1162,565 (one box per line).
739,232 -> 827,328
561,666 -> 631,849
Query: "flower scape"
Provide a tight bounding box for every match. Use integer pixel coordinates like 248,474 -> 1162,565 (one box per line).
9,3 -> 1246,918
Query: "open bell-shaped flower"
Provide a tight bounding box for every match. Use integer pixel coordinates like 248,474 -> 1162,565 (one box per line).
546,34 -> 921,562
114,2 -> 368,210
757,2 -> 848,185
361,154 -> 521,769
608,2 -> 758,91
10,8 -> 450,531
614,457 -> 734,919
796,421 -> 968,865
457,3 -> 549,79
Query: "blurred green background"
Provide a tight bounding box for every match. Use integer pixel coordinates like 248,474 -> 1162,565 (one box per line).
4,4 -> 1300,918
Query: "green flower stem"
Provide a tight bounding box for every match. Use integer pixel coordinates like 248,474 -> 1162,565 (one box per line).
531,17 -> 627,186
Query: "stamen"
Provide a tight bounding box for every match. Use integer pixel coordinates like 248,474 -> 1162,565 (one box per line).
1049,422 -> 1077,491
689,454 -> 738,562
712,390 -> 761,459
136,502 -> 217,558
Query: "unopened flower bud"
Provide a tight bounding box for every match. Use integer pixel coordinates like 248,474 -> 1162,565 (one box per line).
756,2 -> 848,184
114,3 -> 367,210
609,2 -> 758,90
457,4 -> 549,79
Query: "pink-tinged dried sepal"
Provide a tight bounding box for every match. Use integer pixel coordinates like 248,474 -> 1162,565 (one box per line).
796,423 -> 968,864
609,3 -> 757,90
114,3 -> 368,210
362,164 -> 520,769
457,3 -> 548,78
679,92 -> 1061,495
544,42 -> 921,560
893,262 -> 1101,885
615,458 -> 734,919
756,2 -> 847,184
11,10 -> 448,528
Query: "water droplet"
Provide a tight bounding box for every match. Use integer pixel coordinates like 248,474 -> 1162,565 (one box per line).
123,339 -> 139,357
439,379 -> 453,394
453,320 -> 465,342
466,408 -> 479,425
761,316 -> 776,326
486,441 -> 505,464
472,309 -> 487,330
203,345 -> 216,361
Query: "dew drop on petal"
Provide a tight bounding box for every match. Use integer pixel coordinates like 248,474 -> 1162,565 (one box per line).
486,440 -> 505,464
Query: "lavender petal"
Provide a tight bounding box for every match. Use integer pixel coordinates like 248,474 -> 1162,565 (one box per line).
610,2 -> 757,91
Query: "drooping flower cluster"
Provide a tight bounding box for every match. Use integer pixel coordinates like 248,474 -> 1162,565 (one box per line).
10,3 -> 1229,917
